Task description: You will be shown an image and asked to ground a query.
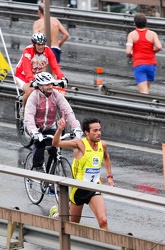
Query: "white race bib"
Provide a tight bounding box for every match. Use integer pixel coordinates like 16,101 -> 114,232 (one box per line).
84,168 -> 100,183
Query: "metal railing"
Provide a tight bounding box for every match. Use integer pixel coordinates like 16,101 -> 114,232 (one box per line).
1,84 -> 165,146
98,0 -> 165,17
1,0 -> 165,33
1,83 -> 165,122
98,0 -> 165,7
0,164 -> 165,250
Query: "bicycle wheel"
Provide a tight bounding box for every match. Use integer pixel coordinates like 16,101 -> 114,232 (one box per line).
16,119 -> 33,148
24,152 -> 44,205
54,157 -> 72,203
15,99 -> 33,148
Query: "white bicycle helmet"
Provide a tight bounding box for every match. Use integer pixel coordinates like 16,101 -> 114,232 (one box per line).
35,72 -> 56,85
31,32 -> 47,44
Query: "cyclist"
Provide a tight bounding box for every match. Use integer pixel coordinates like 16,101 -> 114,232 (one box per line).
52,114 -> 114,230
15,32 -> 67,118
24,72 -> 82,173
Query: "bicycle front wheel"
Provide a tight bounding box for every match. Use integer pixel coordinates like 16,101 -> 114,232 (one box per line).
54,157 -> 72,203
24,152 -> 44,205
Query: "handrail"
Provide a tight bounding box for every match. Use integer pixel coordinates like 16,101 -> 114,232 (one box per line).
1,84 -> 165,147
0,164 -> 165,250
1,84 -> 165,124
0,219 -> 116,250
1,0 -> 165,33
1,82 -> 165,114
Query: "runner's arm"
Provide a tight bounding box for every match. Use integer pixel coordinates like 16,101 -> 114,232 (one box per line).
102,141 -> 114,186
126,33 -> 133,57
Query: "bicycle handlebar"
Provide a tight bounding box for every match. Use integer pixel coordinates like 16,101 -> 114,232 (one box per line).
43,132 -> 75,141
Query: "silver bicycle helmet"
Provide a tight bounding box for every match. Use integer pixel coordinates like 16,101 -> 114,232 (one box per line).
31,32 -> 47,44
35,72 -> 56,85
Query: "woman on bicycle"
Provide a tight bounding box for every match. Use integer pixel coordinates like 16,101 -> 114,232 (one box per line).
24,72 -> 83,173
15,32 -> 68,118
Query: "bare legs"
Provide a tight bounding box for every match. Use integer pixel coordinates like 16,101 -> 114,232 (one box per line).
69,195 -> 108,230
22,84 -> 34,108
137,80 -> 151,94
89,195 -> 108,230
70,203 -> 83,223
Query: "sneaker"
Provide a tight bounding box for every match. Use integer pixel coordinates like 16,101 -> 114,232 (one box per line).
49,185 -> 55,195
19,107 -> 25,120
32,166 -> 45,173
49,205 -> 59,220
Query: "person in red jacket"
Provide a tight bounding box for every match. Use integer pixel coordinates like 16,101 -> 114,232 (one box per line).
126,13 -> 162,94
15,32 -> 67,118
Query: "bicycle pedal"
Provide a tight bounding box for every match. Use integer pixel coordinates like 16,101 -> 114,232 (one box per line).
45,187 -> 50,195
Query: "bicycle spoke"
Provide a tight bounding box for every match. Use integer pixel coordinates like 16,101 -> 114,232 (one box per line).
24,152 -> 44,204
54,157 -> 72,203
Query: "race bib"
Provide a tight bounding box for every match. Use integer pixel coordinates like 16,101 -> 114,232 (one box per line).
84,167 -> 100,183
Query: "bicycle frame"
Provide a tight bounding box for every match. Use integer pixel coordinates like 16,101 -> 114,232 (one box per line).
24,133 -> 73,204
15,95 -> 23,120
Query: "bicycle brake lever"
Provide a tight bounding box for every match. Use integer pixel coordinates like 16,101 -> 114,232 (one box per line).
70,132 -> 76,139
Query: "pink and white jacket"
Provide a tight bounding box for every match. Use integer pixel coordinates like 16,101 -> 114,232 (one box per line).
24,89 -> 80,133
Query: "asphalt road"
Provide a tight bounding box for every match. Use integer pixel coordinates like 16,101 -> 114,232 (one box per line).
0,121 -> 165,250
1,11 -> 165,250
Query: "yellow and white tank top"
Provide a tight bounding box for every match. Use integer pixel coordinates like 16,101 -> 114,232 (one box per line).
72,138 -> 103,183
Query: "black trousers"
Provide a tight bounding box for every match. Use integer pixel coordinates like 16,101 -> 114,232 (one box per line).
32,128 -> 57,173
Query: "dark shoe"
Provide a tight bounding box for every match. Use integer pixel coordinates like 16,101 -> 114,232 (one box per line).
32,166 -> 45,173
49,185 -> 55,195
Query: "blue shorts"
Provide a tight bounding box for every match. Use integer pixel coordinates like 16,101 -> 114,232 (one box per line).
133,64 -> 156,85
51,47 -> 61,64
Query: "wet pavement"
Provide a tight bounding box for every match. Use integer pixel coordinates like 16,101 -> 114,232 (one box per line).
0,121 -> 165,249
1,17 -> 165,97
1,15 -> 165,249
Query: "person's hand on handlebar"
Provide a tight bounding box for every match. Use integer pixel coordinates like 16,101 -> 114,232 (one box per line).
30,79 -> 37,88
57,78 -> 68,88
73,127 -> 83,139
31,129 -> 43,142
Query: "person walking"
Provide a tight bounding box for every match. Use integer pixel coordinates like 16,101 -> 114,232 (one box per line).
33,3 -> 69,63
52,114 -> 114,230
15,32 -> 68,118
126,13 -> 162,94
24,71 -> 82,174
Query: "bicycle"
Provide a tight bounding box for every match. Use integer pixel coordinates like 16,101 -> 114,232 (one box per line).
24,132 -> 74,205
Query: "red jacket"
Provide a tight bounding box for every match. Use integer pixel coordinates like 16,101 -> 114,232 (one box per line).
15,44 -> 64,82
